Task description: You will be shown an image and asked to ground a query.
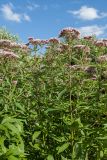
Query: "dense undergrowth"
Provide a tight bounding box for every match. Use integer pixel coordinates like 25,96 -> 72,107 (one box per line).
1,27 -> 107,160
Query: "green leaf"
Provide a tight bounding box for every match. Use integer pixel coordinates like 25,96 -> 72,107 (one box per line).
71,118 -> 83,129
97,136 -> 107,140
57,88 -> 67,100
33,144 -> 40,150
32,131 -> 41,142
52,136 -> 66,142
100,151 -> 104,158
57,142 -> 70,154
47,154 -> 54,160
0,136 -> 7,154
61,155 -> 68,160
8,155 -> 19,160
4,123 -> 19,135
15,102 -> 25,112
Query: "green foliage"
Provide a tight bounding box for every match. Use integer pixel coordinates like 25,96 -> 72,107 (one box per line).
0,27 -> 19,41
1,28 -> 107,159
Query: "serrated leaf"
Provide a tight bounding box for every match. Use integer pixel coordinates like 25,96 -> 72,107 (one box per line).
57,142 -> 70,154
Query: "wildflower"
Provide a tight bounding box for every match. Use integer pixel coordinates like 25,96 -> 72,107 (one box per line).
83,36 -> 93,40
84,66 -> 96,75
73,44 -> 86,49
94,40 -> 105,47
84,57 -> 92,62
0,39 -> 29,53
102,39 -> 107,46
29,38 -> 48,45
97,55 -> 107,63
83,36 -> 95,44
73,45 -> 90,53
12,80 -> 17,85
70,65 -> 83,71
31,39 -> 41,45
0,49 -> 19,59
55,47 -> 62,52
55,44 -> 69,53
91,75 -> 97,80
28,37 -> 34,43
60,44 -> 69,50
20,44 -> 28,49
40,40 -> 49,45
48,38 -> 60,44
59,27 -> 80,40
0,40 -> 11,48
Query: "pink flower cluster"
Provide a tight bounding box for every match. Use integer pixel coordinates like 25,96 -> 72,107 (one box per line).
0,40 -> 29,52
55,44 -> 69,53
83,36 -> 93,40
83,36 -> 95,44
84,66 -> 96,75
0,49 -> 19,59
12,80 -> 18,85
28,37 -> 48,45
94,40 -> 107,47
73,45 -> 90,53
97,55 -> 107,63
70,65 -> 83,71
28,37 -> 60,45
48,38 -> 60,44
59,27 -> 80,39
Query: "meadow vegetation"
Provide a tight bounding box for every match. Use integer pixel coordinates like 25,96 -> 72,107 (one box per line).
0,27 -> 107,160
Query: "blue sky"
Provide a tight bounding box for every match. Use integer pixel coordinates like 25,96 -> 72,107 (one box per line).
0,0 -> 107,42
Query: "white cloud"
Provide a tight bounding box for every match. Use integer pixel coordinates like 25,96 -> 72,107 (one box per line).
1,3 -> 31,22
78,25 -> 107,37
68,6 -> 107,20
27,3 -> 40,11
1,3 -> 21,22
23,14 -> 31,22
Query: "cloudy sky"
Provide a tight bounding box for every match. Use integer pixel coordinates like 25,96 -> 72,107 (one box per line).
0,0 -> 107,42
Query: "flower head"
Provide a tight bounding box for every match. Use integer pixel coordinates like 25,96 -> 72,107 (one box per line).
48,38 -> 60,44
12,80 -> 18,85
73,45 -> 90,53
97,55 -> 107,63
28,38 -> 48,45
102,39 -> 107,47
83,36 -> 93,40
59,27 -> 80,40
0,49 -> 19,59
94,40 -> 105,47
84,66 -> 96,75
40,40 -> 49,45
0,40 -> 11,48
